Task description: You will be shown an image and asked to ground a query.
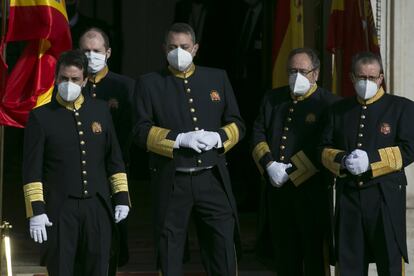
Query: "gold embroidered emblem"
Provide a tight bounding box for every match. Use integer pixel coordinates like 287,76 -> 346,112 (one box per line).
305,113 -> 316,123
108,98 -> 119,109
91,122 -> 102,134
380,123 -> 391,135
210,90 -> 221,101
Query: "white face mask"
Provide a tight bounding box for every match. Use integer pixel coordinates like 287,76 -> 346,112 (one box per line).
85,51 -> 106,73
167,47 -> 193,72
58,81 -> 82,102
289,73 -> 311,96
354,79 -> 378,100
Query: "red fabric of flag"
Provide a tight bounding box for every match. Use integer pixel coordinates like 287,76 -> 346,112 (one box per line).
1,0 -> 71,127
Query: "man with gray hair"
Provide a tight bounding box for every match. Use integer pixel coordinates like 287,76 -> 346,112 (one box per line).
252,48 -> 338,275
320,51 -> 414,275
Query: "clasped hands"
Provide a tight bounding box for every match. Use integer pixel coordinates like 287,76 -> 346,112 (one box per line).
175,130 -> 221,153
343,149 -> 370,175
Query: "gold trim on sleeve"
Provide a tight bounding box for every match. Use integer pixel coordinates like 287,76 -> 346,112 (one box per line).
252,142 -> 271,174
147,126 -> 175,158
222,122 -> 240,153
109,172 -> 129,194
371,146 -> 403,178
289,151 -> 319,186
322,148 -> 345,177
23,182 -> 44,218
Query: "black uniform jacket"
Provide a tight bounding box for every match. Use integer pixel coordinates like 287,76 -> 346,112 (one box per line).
22,93 -> 130,222
252,85 -> 339,264
320,88 -> 414,262
133,64 -> 245,259
85,66 -> 135,161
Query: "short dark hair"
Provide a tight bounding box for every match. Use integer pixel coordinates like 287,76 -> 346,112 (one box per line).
56,50 -> 89,79
79,27 -> 111,50
351,51 -> 383,75
164,22 -> 196,44
287,48 -> 321,70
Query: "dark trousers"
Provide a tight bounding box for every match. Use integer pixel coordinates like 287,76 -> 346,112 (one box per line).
337,184 -> 403,276
267,183 -> 328,276
159,168 -> 236,276
46,197 -> 112,276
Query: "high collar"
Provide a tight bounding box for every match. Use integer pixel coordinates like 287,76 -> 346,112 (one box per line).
290,84 -> 318,101
56,93 -> 85,111
88,66 -> 109,84
168,63 -> 196,79
357,86 -> 385,105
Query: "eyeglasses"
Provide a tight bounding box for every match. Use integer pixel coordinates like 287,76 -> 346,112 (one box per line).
353,75 -> 382,82
287,68 -> 316,75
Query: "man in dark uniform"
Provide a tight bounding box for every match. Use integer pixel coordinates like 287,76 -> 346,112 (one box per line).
252,48 -> 338,275
133,23 -> 245,275
320,51 -> 414,276
22,50 -> 131,276
79,27 -> 135,267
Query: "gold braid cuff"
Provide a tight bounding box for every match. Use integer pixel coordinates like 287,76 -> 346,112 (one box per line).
222,123 -> 239,153
147,126 -> 175,158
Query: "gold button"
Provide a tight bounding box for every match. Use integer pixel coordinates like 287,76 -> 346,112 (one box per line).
362,105 -> 367,109
361,115 -> 366,119
189,98 -> 193,103
280,145 -> 285,150
287,117 -> 292,122
358,133 -> 363,137
84,190 -> 89,195
280,156 -> 285,161
195,127 -> 199,130
83,180 -> 88,184
197,159 -> 202,164
92,93 -> 96,98
293,100 -> 298,104
82,150 -> 86,155
82,160 -> 86,165
357,143 -> 362,147
284,127 -> 289,131
77,121 -> 82,126
80,141 -> 85,145
358,181 -> 363,186
92,84 -> 96,88
184,80 -> 188,84
75,112 -> 79,116
360,124 -> 364,128
82,171 -> 87,175
190,108 -> 195,113
79,131 -> 84,135
186,88 -> 191,93
282,136 -> 287,140
289,108 -> 294,113
193,117 -> 197,122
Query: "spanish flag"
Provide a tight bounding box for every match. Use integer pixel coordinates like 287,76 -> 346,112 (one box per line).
272,0 -> 304,89
0,0 -> 71,128
326,0 -> 380,96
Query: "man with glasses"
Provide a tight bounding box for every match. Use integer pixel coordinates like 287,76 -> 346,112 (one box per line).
320,51 -> 414,275
252,48 -> 338,275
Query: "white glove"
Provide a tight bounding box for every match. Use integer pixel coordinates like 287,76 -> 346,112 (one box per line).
197,131 -> 222,151
114,205 -> 130,223
345,149 -> 370,175
266,162 -> 293,188
29,214 -> 53,243
174,130 -> 206,153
